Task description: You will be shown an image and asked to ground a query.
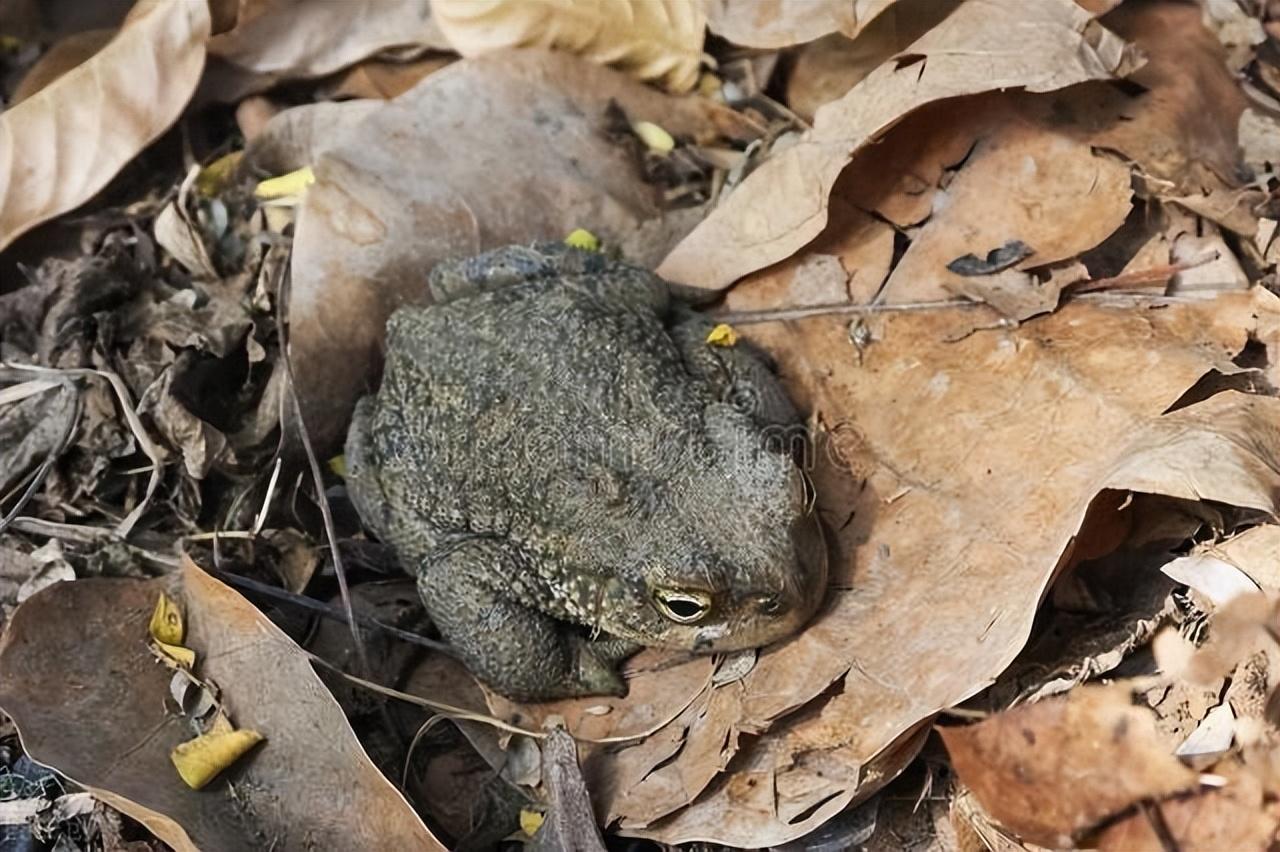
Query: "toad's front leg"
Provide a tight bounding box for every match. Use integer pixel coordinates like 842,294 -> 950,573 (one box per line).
420,537 -> 630,701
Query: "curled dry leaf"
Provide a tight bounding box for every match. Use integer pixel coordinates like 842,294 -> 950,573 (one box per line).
0,0 -> 210,254
433,0 -> 705,92
1094,770 -> 1278,852
702,0 -> 896,49
657,0 -> 1142,290
877,109 -> 1132,312
208,0 -> 449,80
476,288 -> 1280,846
0,558 -> 443,851
940,686 -> 1199,847
288,49 -> 757,453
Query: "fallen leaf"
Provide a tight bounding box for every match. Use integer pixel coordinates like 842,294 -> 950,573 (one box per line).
318,55 -> 454,100
433,0 -> 705,92
208,0 -> 449,80
941,686 -> 1199,847
1094,763 -> 1277,851
9,27 -> 114,104
288,49 -> 758,452
702,0 -> 897,49
0,559 -> 444,850
1199,526 -> 1280,591
1161,552 -> 1261,607
657,0 -> 1141,290
0,0 -> 211,253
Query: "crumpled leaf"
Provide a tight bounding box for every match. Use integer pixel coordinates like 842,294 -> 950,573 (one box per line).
941,686 -> 1199,847
702,0 -> 897,49
208,0 -> 449,80
0,0 -> 211,253
288,49 -> 758,452
657,0 -> 1141,290
433,0 -> 705,92
0,558 -> 444,851
10,28 -> 115,104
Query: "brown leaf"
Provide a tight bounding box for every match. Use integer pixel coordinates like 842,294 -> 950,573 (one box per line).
0,559 -> 444,851
1094,764 -> 1278,851
657,0 -> 1141,290
10,28 -> 115,104
434,0 -> 706,93
288,49 -> 757,453
208,0 -> 449,80
318,55 -> 455,101
878,113 -> 1132,310
941,686 -> 1199,847
0,0 -> 210,254
702,0 -> 897,49
1088,1 -> 1258,234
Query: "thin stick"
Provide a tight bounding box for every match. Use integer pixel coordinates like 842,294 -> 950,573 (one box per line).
273,255 -> 370,676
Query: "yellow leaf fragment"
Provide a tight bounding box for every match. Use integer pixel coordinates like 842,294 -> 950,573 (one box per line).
519,808 -> 545,837
255,166 -> 314,200
564,228 -> 601,251
171,728 -> 265,790
152,640 -> 196,670
196,151 -> 244,197
705,323 -> 739,347
149,592 -> 184,645
632,120 -> 674,154
327,454 -> 347,478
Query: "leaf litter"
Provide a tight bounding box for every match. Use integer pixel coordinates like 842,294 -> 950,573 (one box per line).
5,1 -> 1280,849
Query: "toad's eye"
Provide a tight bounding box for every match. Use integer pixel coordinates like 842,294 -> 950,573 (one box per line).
653,588 -> 712,624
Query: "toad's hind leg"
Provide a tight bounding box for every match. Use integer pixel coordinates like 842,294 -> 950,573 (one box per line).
421,538 -> 629,701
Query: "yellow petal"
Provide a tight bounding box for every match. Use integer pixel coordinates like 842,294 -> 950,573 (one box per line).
564,228 -> 600,252
171,729 -> 265,790
152,640 -> 196,670
705,323 -> 739,347
149,592 -> 185,645
519,808 -> 545,837
327,454 -> 347,478
196,151 -> 243,197
254,166 -> 314,200
631,120 -> 674,155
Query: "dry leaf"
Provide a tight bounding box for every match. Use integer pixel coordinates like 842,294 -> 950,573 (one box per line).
208,0 -> 449,80
319,55 -> 454,100
702,0 -> 897,48
0,0 -> 210,254
433,0 -> 705,92
9,27 -> 115,104
658,0 -> 1141,290
941,686 -> 1199,847
288,49 -> 757,453
1094,763 -> 1277,851
0,559 -> 444,851
878,113 -> 1132,311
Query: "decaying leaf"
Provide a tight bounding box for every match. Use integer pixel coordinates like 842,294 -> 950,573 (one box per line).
288,49 -> 758,452
0,559 -> 444,851
941,686 -> 1199,847
208,0 -> 449,80
0,0 -> 211,253
657,0 -> 1141,290
702,0 -> 897,49
433,0 -> 705,92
